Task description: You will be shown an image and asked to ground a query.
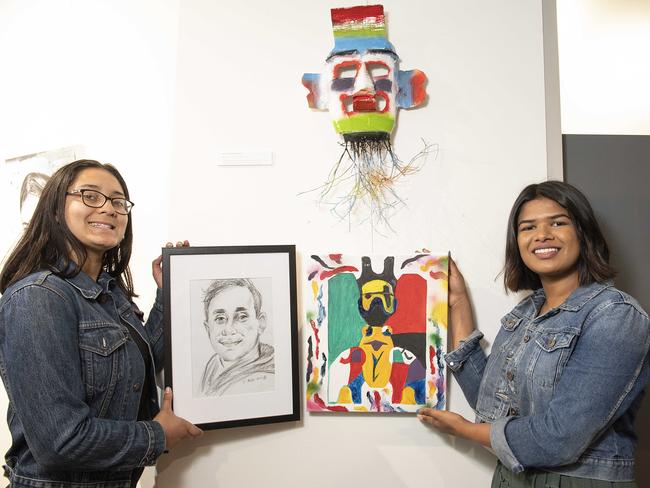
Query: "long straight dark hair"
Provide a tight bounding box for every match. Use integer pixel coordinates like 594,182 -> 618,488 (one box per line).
503,180 -> 615,292
0,160 -> 136,296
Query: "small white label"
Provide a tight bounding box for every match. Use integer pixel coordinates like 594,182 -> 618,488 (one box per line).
217,150 -> 273,166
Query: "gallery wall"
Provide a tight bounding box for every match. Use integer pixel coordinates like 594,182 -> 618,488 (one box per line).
159,1 -> 554,486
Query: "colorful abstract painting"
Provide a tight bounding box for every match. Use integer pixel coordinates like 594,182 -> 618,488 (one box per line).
305,253 -> 448,413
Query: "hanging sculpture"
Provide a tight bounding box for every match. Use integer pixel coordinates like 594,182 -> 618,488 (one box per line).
302,5 -> 430,228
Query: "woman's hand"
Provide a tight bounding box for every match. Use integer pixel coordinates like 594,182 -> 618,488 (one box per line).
152,240 -> 189,289
418,407 -> 491,447
448,257 -> 476,349
154,387 -> 203,450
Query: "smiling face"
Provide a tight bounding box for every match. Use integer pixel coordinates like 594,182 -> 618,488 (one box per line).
64,168 -> 128,263
517,197 -> 581,285
205,286 -> 266,364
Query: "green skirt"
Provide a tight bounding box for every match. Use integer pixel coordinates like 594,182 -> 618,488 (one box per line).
491,462 -> 638,488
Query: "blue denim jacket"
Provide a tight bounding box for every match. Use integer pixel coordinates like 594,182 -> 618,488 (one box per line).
0,268 -> 166,488
446,282 -> 650,481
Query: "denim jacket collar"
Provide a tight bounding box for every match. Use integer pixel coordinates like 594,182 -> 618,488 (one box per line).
511,281 -> 613,321
53,258 -> 116,300
558,281 -> 612,311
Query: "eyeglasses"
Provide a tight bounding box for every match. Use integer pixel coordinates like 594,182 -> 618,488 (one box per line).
66,189 -> 134,215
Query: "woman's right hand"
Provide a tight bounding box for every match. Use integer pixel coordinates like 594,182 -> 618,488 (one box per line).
448,257 -> 476,350
154,387 -> 203,450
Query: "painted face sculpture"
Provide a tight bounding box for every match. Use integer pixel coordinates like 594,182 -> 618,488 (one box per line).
303,4 -> 427,140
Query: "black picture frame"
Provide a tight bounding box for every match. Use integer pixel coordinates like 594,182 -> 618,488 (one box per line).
162,245 -> 300,430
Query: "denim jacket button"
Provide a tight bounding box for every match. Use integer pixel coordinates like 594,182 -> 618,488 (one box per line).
506,371 -> 514,381
508,407 -> 519,416
132,383 -> 141,391
548,337 -> 556,348
523,335 -> 530,343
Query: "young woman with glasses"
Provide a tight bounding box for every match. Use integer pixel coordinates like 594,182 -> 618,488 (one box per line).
0,160 -> 202,488
418,181 -> 648,487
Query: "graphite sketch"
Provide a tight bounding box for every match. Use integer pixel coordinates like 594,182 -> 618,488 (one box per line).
196,278 -> 275,397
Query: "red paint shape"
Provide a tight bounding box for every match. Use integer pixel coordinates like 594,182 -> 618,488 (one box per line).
314,393 -> 349,412
377,92 -> 390,113
429,270 -> 447,280
339,347 -> 365,383
329,254 -> 343,264
390,362 -> 409,403
373,391 -> 382,412
385,274 -> 427,334
310,319 -> 320,359
429,345 -> 436,375
334,60 -> 361,80
302,78 -> 318,109
411,70 -> 427,106
320,265 -> 358,280
352,93 -> 376,112
331,5 -> 384,25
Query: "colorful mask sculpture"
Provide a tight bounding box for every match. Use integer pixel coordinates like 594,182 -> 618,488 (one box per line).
302,5 -> 429,227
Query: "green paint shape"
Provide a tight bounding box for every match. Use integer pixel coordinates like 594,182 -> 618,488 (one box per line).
327,273 -> 365,364
332,26 -> 387,38
428,329 -> 442,348
392,348 -> 404,363
307,382 -> 320,395
306,310 -> 316,322
333,113 -> 395,134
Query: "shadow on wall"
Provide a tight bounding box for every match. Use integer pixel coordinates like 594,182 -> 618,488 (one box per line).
636,395 -> 650,484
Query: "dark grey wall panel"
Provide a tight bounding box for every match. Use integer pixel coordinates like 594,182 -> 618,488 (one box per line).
563,134 -> 649,311
563,133 -> 650,484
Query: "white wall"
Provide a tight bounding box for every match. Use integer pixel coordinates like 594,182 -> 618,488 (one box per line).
0,1 -> 180,486
557,0 -> 650,135
157,1 -> 553,486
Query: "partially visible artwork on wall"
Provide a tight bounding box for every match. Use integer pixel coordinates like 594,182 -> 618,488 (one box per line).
305,253 -> 448,413
3,145 -> 85,230
164,245 -> 300,430
0,146 -> 85,263
302,5 -> 432,228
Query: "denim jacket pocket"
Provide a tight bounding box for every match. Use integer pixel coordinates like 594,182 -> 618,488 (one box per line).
529,331 -> 577,389
79,324 -> 128,417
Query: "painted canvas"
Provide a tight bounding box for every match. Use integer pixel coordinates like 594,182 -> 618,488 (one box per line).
305,253 -> 448,412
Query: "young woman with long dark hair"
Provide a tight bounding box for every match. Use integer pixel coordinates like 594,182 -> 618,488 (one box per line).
0,160 -> 201,488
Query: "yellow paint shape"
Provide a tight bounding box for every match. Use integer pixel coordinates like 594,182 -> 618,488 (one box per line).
311,280 -> 318,299
337,385 -> 353,404
430,301 -> 449,328
401,387 -> 416,404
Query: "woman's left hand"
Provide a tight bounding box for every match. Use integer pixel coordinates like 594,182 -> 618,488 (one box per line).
418,408 -> 492,447
152,240 -> 190,289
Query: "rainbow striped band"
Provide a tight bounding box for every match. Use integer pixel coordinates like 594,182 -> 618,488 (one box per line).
329,5 -> 396,58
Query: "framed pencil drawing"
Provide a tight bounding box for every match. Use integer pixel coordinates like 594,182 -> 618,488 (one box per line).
163,245 -> 300,430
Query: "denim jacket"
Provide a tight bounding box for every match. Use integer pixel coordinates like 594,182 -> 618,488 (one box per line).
0,268 -> 166,488
446,282 -> 650,481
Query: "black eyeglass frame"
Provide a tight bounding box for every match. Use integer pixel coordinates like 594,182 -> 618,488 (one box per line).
65,189 -> 134,215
